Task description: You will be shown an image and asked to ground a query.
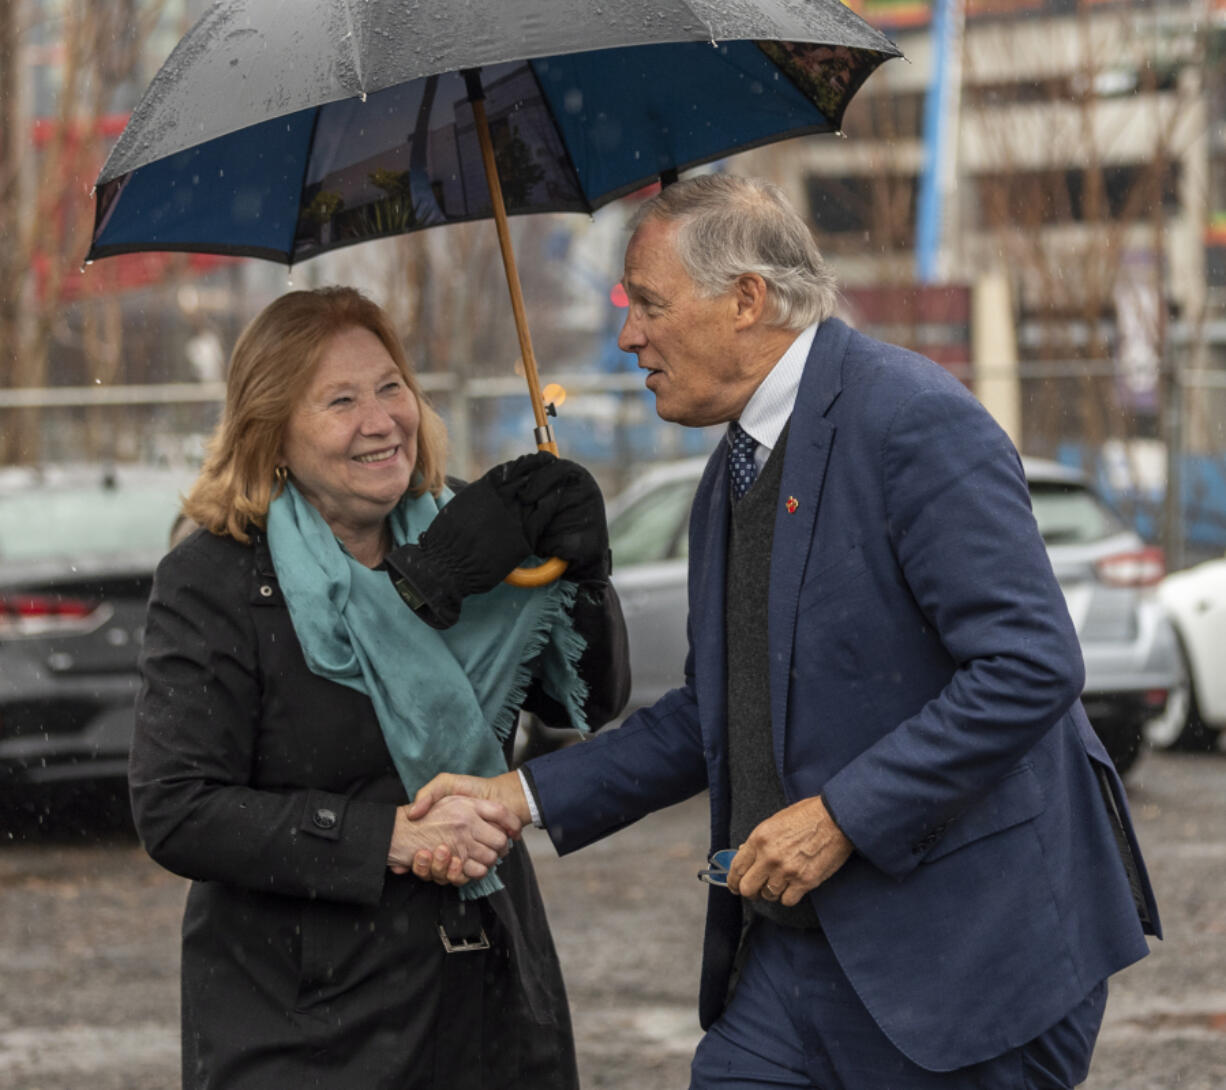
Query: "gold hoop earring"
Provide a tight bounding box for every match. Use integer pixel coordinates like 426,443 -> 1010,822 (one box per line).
274,465 -> 288,485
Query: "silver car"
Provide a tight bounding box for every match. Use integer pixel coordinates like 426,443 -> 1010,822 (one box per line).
604,455 -> 1182,775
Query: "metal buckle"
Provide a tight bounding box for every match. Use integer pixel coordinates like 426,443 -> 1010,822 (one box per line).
438,924 -> 491,954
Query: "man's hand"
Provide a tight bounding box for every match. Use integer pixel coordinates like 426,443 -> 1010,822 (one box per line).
387,793 -> 522,885
408,770 -> 531,824
404,772 -> 533,884
726,796 -> 853,908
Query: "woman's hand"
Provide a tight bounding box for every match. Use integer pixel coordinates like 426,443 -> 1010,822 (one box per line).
387,794 -> 522,885
384,455 -> 554,628
516,458 -> 610,584
405,772 -> 533,884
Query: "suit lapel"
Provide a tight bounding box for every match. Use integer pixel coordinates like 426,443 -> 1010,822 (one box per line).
692,446 -> 731,761
767,319 -> 851,779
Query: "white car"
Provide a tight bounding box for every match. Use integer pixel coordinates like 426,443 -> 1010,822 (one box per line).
1144,555 -> 1226,752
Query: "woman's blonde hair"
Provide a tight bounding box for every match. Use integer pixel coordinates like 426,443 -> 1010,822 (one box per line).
183,286 -> 447,542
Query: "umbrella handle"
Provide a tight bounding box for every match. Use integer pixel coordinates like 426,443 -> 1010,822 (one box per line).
506,434 -> 569,587
464,69 -> 570,589
506,556 -> 569,587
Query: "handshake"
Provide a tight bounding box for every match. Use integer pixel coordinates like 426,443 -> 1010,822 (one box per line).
387,771 -> 531,885
386,453 -> 610,629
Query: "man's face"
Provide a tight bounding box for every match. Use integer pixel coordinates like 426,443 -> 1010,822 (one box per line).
617,217 -> 758,427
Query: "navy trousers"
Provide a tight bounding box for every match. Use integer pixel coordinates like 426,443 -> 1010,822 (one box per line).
690,920 -> 1107,1090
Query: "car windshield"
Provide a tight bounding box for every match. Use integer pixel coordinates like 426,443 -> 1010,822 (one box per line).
0,476 -> 191,561
1029,480 -> 1127,545
609,478 -> 696,565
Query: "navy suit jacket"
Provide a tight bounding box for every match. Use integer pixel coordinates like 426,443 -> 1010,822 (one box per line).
528,318 -> 1159,1071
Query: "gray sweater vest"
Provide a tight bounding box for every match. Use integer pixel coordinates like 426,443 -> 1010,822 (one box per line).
725,423 -> 819,928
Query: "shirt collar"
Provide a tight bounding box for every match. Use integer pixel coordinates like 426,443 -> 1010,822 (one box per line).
733,322 -> 818,456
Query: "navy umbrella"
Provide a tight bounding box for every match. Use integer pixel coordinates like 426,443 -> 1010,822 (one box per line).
88,0 -> 899,582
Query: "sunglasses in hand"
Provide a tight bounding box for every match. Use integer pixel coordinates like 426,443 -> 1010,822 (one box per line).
697,849 -> 738,887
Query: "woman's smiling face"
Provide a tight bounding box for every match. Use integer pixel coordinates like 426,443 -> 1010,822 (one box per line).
280,325 -> 420,541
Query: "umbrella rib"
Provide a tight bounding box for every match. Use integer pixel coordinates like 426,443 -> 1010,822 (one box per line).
338,0 -> 366,95
522,63 -> 595,216
678,0 -> 718,44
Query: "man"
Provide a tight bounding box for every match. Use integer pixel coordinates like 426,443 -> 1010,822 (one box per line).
410,174 -> 1159,1088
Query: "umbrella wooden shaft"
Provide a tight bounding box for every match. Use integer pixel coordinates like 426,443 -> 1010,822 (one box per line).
468,81 -> 567,588
470,95 -> 557,454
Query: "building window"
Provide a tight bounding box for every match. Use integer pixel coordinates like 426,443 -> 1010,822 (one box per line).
805,173 -> 918,248
975,162 -> 1181,226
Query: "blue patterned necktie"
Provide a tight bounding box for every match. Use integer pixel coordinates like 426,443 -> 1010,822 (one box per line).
727,421 -> 759,501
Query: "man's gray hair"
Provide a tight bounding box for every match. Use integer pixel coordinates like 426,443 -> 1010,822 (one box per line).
627,174 -> 839,330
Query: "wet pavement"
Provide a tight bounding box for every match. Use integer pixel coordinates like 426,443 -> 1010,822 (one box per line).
0,748 -> 1222,1089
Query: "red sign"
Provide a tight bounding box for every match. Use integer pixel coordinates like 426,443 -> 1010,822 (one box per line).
28,114 -> 240,303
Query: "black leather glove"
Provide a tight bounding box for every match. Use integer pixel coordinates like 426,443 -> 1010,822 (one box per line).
384,455 -> 554,628
509,457 -> 611,584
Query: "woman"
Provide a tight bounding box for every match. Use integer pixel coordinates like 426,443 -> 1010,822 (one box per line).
130,286 -> 628,1090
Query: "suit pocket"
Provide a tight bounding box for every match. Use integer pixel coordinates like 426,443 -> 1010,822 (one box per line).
922,762 -> 1046,862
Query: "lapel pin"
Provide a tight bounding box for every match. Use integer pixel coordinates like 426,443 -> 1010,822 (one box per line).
786,496 -> 799,514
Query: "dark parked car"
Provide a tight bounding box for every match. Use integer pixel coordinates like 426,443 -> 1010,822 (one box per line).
0,464 -> 195,798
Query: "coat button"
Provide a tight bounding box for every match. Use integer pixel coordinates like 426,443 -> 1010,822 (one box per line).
259,584 -> 274,598
313,808 -> 338,830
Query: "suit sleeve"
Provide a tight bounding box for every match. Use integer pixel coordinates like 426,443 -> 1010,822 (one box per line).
525,618 -> 708,855
819,386 -> 1085,881
129,537 -> 394,905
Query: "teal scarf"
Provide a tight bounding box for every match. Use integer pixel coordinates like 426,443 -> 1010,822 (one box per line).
267,481 -> 588,898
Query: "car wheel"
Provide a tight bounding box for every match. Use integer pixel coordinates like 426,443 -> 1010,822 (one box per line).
1143,639 -> 1223,753
1144,672 -> 1191,751
1094,718 -> 1144,776
1169,682 -> 1222,753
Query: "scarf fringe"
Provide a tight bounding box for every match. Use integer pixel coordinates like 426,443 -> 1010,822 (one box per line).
464,581 -> 589,903
549,611 -> 592,733
488,577 -> 588,745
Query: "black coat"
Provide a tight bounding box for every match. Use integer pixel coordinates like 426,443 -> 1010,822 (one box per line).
131,527 -> 629,1089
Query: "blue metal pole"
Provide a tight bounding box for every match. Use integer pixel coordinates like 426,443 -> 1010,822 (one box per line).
915,0 -> 957,284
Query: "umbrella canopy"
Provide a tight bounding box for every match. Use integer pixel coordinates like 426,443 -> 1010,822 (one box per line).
87,0 -> 899,586
87,0 -> 900,265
